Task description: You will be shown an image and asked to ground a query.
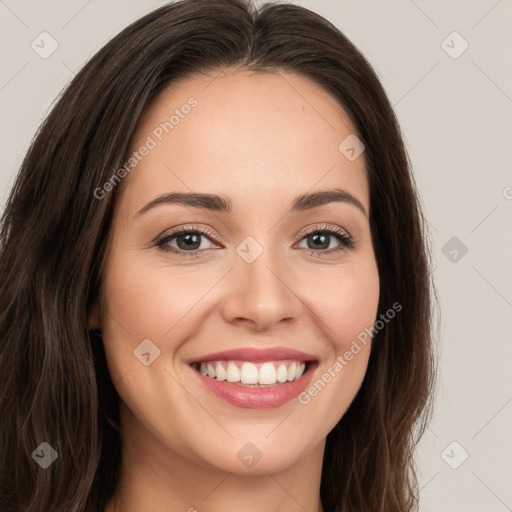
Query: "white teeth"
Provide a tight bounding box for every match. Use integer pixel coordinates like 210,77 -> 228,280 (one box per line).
196,360 -> 308,385
240,362 -> 259,384
259,362 -> 277,384
276,364 -> 288,382
215,362 -> 227,381
287,362 -> 296,381
226,362 -> 240,382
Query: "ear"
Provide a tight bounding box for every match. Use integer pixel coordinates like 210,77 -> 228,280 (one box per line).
87,299 -> 102,331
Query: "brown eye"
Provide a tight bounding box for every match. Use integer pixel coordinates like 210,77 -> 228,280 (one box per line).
155,226 -> 220,256
295,225 -> 355,257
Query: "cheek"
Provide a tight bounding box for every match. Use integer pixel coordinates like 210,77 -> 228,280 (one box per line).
98,246 -> 229,392
98,251 -> 207,428
305,260 -> 380,353
97,250 -> 180,385
296,262 -> 379,429
101,254 -> 204,341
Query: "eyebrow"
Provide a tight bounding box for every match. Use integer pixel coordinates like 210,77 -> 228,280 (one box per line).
136,187 -> 368,218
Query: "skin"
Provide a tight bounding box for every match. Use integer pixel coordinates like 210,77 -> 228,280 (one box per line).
89,69 -> 380,512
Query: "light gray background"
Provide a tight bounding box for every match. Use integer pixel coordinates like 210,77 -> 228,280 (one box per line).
1,0 -> 511,510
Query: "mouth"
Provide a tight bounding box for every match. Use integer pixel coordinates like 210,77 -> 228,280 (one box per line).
187,348 -> 319,408
189,359 -> 316,387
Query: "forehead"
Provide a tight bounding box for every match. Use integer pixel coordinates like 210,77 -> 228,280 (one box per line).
119,69 -> 369,215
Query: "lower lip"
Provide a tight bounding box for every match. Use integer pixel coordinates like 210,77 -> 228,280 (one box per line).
190,362 -> 317,409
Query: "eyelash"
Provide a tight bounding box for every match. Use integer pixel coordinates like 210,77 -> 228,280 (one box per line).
154,223 -> 355,258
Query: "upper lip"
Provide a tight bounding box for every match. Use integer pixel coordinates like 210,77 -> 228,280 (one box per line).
187,347 -> 317,364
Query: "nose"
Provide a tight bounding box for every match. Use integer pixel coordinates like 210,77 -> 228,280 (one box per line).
221,243 -> 302,332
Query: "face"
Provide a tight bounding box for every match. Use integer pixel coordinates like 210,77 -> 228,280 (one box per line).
89,69 -> 380,475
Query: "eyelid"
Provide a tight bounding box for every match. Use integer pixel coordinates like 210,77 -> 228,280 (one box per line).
296,222 -> 351,240
155,223 -> 351,242
153,224 -> 219,244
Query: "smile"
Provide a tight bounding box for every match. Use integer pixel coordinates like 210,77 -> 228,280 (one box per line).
191,359 -> 308,386
189,358 -> 318,409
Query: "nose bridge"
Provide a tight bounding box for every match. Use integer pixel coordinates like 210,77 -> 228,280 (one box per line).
222,232 -> 300,329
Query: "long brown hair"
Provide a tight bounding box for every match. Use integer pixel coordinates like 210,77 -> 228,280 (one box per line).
0,0 -> 437,510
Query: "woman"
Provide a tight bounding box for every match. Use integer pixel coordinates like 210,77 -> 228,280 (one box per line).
0,0 -> 437,510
